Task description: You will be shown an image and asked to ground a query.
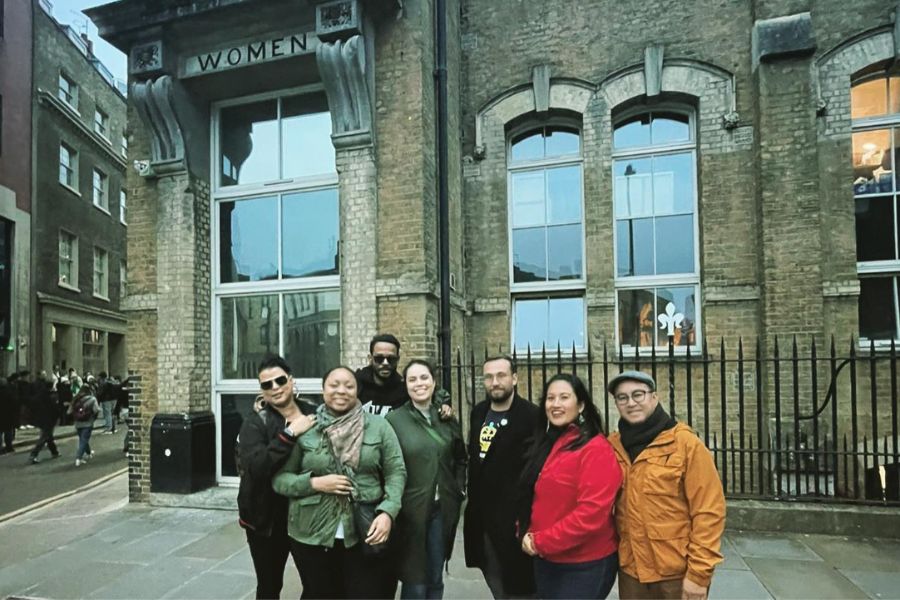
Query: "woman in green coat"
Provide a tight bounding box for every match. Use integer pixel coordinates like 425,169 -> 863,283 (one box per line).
386,359 -> 467,599
273,365 -> 407,599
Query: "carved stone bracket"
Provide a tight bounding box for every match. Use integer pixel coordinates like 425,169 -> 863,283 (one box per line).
644,44 -> 664,97
316,35 -> 373,148
130,75 -> 187,176
532,64 -> 551,114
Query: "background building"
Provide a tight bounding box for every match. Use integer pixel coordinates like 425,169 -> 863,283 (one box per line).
84,0 -> 900,500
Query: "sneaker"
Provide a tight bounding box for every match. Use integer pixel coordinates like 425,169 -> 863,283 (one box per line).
30,456 -> 40,464
75,458 -> 82,467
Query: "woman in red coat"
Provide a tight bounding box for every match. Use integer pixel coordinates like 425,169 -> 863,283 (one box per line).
518,373 -> 623,599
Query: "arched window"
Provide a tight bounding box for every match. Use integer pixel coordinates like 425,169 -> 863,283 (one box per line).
613,109 -> 699,349
852,70 -> 900,341
508,123 -> 585,350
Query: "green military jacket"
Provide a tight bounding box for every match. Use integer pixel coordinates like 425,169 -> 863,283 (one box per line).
272,412 -> 406,548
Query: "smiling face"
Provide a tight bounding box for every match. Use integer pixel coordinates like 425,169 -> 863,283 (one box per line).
614,379 -> 659,425
545,379 -> 582,428
323,367 -> 359,415
258,366 -> 294,410
405,362 -> 436,406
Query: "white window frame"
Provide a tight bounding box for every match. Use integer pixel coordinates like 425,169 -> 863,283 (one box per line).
120,134 -> 128,158
59,142 -> 78,192
93,107 -> 110,141
58,230 -> 79,290
120,259 -> 127,300
211,86 -> 340,484
92,246 -> 109,300
119,189 -> 127,225
92,168 -> 109,212
611,106 -> 701,352
852,72 -> 900,343
506,120 -> 587,352
58,72 -> 78,111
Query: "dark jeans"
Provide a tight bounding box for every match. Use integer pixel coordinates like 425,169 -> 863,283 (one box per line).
76,427 -> 93,459
30,426 -> 58,458
1,428 -> 15,451
534,552 -> 618,600
246,526 -> 291,599
400,501 -> 445,600
481,533 -> 535,599
291,539 -> 391,599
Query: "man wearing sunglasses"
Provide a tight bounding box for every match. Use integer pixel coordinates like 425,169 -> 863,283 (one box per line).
356,333 -> 453,418
237,354 -> 317,599
607,371 -> 725,600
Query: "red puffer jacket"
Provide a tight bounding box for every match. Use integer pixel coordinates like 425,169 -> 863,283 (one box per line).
530,426 -> 623,563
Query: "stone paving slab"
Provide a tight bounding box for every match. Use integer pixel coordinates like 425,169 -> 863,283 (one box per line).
801,534 -> 900,572
840,569 -> 900,600
729,531 -> 824,561
745,557 -> 870,599
709,568 -> 774,600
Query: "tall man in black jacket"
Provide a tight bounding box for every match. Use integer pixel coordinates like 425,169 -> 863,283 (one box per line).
464,355 -> 539,598
238,355 -> 316,599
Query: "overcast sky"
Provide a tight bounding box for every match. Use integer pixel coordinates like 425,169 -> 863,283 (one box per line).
46,0 -> 127,84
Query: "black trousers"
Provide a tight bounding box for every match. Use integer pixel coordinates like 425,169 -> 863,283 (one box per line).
246,526 -> 292,599
30,426 -> 58,458
290,539 -> 392,600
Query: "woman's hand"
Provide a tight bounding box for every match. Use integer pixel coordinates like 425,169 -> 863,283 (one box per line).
311,474 -> 353,495
521,532 -> 538,556
365,512 -> 393,545
286,413 -> 316,436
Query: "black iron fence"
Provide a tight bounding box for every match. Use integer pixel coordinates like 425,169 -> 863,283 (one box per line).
445,337 -> 900,506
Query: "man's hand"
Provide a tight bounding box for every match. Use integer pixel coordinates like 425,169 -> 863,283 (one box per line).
681,577 -> 707,600
365,512 -> 393,545
439,404 -> 454,420
287,413 -> 316,436
311,474 -> 353,495
521,532 -> 538,556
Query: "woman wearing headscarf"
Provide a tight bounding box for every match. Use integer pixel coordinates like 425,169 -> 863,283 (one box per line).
517,373 -> 623,599
273,366 -> 406,599
386,359 -> 467,599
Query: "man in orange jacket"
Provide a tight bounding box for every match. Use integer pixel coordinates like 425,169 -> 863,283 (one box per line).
607,371 -> 725,600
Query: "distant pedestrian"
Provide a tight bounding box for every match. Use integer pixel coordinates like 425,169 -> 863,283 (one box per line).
97,371 -> 116,434
70,386 -> 100,466
28,373 -> 60,464
57,373 -> 73,426
0,375 -> 17,454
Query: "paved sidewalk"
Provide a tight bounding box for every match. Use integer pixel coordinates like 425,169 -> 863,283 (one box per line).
1,473 -> 898,599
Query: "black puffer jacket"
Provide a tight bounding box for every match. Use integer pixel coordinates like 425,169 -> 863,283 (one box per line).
236,399 -> 316,537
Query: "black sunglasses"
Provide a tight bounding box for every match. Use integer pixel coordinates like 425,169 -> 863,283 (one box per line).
260,375 -> 290,390
372,355 -> 399,365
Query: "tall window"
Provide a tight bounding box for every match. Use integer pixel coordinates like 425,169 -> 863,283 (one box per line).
93,108 -> 109,139
613,109 -> 699,349
59,230 -> 78,288
120,260 -> 127,299
59,142 -> 77,189
508,124 -> 585,350
93,246 -> 108,298
82,328 -> 106,374
852,71 -> 900,341
92,169 -> 108,210
119,189 -> 127,224
58,72 -> 78,110
120,135 -> 128,158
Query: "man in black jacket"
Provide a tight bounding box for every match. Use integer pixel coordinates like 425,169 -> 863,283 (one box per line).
464,355 -> 539,598
238,354 -> 316,599
28,373 -> 60,464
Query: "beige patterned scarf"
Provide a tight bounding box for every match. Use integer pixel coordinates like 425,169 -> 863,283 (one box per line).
318,401 -> 365,470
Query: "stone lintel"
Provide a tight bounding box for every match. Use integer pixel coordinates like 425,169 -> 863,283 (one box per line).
703,284 -> 761,303
752,12 -> 816,68
644,44 -> 664,97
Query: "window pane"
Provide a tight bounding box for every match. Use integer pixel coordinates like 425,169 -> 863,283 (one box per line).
859,277 -> 898,340
545,127 -> 580,158
651,112 -> 690,145
613,114 -> 651,149
851,79 -> 888,120
618,288 -> 656,347
652,153 -> 693,214
512,227 -> 546,282
511,171 -> 546,227
220,99 -> 278,186
855,196 -> 896,261
283,290 -> 341,378
655,286 -> 698,347
282,189 -> 339,278
546,166 -> 581,224
616,218 -> 653,277
282,94 -> 335,179
220,393 -> 258,477
614,158 -> 653,218
219,196 -> 278,282
891,76 -> 900,116
655,214 -> 694,274
547,297 -> 585,349
547,224 -> 582,280
221,295 -> 279,379
510,131 -> 544,162
852,129 -> 891,195
513,298 -> 548,349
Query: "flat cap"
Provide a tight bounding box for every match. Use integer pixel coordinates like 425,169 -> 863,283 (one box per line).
607,370 -> 656,394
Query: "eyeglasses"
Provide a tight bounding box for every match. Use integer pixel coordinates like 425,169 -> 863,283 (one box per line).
372,355 -> 399,365
260,375 -> 290,391
614,389 -> 653,405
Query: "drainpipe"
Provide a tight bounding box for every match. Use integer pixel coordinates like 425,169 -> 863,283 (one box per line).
434,0 -> 452,390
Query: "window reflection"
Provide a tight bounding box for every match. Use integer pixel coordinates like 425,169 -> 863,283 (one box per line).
510,126 -> 579,162
512,228 -> 546,282
282,94 -> 335,179
511,171 -> 545,228
283,290 -> 341,378
514,297 -> 584,350
547,166 -> 582,223
283,189 -> 340,278
613,112 -> 690,149
618,286 -> 696,347
859,277 -> 898,340
852,130 -> 892,195
221,295 -> 279,379
219,196 -> 278,282
855,197 -> 896,262
220,100 -> 278,186
547,224 -> 582,280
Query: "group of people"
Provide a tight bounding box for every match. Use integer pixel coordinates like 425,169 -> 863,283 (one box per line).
0,366 -> 129,466
237,333 -> 726,600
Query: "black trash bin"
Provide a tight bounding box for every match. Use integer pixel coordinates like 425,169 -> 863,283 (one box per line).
150,412 -> 216,494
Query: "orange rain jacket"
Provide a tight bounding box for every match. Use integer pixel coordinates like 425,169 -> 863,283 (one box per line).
608,422 -> 726,588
